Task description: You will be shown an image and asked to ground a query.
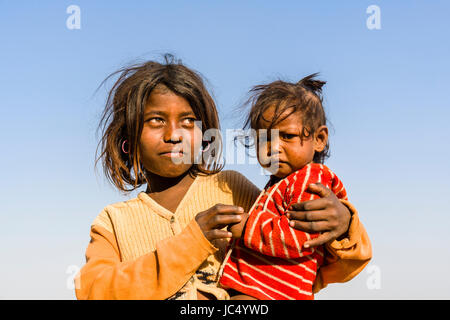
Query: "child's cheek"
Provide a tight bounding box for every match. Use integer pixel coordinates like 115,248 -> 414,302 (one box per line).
256,141 -> 271,167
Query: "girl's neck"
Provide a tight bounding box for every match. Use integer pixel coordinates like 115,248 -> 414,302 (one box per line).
145,170 -> 195,194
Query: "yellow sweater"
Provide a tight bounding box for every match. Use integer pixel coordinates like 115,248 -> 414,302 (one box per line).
75,170 -> 371,300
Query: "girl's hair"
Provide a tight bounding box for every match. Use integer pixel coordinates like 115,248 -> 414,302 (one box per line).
96,54 -> 223,192
242,73 -> 330,164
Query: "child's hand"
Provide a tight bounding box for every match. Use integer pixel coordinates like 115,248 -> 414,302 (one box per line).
228,212 -> 249,238
195,204 -> 245,243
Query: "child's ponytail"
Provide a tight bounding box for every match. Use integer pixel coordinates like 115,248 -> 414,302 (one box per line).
296,73 -> 326,99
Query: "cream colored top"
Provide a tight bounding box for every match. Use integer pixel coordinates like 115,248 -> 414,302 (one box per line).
75,170 -> 372,300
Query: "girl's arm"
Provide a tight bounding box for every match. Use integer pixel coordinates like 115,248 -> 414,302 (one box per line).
226,168 -> 372,292
312,200 -> 372,293
75,219 -> 217,300
286,183 -> 372,293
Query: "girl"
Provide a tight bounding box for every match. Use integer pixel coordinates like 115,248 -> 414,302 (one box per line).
75,56 -> 371,300
219,74 -> 366,300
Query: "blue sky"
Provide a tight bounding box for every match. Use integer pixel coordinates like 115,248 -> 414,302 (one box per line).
0,1 -> 449,299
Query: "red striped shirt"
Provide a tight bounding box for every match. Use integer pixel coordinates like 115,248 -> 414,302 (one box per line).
219,163 -> 348,300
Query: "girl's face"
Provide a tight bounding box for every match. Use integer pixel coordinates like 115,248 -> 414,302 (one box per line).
256,105 -> 328,178
139,89 -> 202,178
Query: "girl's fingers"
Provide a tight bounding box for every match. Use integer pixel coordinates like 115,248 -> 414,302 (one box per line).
303,232 -> 333,248
211,204 -> 244,215
289,220 -> 330,233
209,214 -> 242,228
205,229 -> 233,241
286,210 -> 328,221
306,183 -> 332,198
288,198 -> 329,211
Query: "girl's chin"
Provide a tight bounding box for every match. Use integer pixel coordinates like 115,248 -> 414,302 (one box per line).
145,164 -> 193,179
163,166 -> 192,178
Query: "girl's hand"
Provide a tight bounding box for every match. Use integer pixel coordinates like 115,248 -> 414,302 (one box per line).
195,204 -> 245,243
286,183 -> 351,248
227,212 -> 249,239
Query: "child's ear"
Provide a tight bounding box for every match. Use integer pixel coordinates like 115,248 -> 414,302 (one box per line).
313,125 -> 328,152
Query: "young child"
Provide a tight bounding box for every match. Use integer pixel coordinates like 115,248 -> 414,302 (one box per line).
219,73 -> 349,300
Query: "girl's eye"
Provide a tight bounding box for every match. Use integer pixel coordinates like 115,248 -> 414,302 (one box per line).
182,117 -> 197,126
147,117 -> 164,124
145,117 -> 197,127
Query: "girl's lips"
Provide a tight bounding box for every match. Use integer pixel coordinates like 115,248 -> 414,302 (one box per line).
160,152 -> 185,158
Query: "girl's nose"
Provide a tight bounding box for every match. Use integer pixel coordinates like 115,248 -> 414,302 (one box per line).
163,123 -> 183,143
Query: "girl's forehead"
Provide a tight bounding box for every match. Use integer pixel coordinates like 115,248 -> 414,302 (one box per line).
144,90 -> 194,114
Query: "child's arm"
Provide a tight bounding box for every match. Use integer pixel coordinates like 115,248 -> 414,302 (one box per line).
242,203 -> 317,259
241,164 -> 344,259
75,217 -> 217,300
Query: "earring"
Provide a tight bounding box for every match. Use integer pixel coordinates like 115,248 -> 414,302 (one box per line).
122,140 -> 129,154
202,143 -> 210,153
194,143 -> 210,165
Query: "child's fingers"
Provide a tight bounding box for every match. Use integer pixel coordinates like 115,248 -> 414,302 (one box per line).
303,232 -> 332,248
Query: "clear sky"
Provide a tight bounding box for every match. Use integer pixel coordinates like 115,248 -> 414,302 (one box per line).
1,1 -> 449,299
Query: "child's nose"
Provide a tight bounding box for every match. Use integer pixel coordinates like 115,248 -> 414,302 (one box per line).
268,139 -> 281,156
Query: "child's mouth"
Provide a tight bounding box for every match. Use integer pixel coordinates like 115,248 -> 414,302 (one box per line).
270,158 -> 287,165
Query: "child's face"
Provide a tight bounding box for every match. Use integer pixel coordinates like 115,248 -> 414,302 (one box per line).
139,89 -> 202,178
256,105 -> 328,178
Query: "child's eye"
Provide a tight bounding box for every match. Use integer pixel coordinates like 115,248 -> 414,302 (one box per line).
281,133 -> 297,140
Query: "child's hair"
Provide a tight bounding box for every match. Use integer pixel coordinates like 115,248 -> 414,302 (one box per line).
242,73 -> 330,164
96,54 -> 223,192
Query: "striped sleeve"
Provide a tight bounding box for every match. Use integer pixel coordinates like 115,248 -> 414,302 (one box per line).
243,163 -> 348,260
243,171 -> 319,259
243,207 -> 317,259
